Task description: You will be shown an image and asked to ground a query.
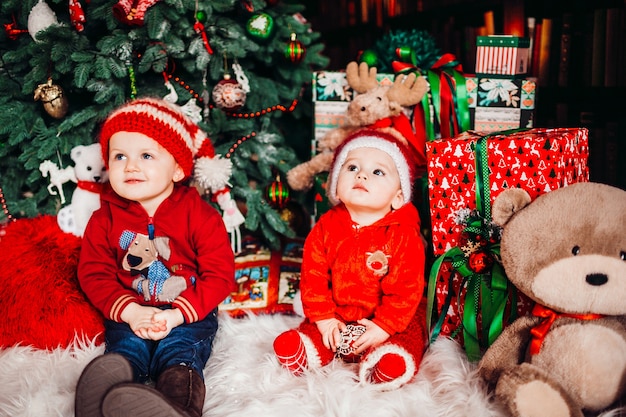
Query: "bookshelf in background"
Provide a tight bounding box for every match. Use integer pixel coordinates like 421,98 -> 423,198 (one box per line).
300,0 -> 625,189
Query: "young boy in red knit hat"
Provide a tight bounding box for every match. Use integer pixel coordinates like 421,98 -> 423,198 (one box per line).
75,97 -> 236,417
273,129 -> 428,391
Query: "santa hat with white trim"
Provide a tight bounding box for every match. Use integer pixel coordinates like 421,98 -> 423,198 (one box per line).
99,97 -> 232,193
327,129 -> 418,206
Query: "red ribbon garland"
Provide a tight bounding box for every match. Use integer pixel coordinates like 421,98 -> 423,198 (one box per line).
529,304 -> 604,355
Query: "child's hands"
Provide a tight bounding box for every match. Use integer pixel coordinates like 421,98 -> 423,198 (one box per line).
145,308 -> 185,340
120,303 -> 167,339
353,318 -> 390,354
315,318 -> 347,351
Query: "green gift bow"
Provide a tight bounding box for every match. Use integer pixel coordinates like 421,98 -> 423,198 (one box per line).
426,134 -> 519,362
392,47 -> 470,141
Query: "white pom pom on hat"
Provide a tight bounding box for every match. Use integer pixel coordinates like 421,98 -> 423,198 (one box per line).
99,97 -> 231,193
327,129 -> 417,206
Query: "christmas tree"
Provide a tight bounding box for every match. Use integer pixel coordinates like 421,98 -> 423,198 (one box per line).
0,0 -> 329,248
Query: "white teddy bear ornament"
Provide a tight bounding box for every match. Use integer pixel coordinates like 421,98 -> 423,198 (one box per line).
49,143 -> 108,237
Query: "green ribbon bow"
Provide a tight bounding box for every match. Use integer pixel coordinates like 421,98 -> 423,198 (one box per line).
426,134 -> 518,362
392,47 -> 470,141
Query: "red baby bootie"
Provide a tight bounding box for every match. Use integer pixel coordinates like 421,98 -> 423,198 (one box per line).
273,329 -> 308,375
370,353 -> 406,384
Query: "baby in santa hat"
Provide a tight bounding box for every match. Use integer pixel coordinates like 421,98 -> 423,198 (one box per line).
274,129 -> 428,391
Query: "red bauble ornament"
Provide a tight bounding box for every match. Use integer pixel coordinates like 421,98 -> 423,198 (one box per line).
284,32 -> 306,64
265,176 -> 290,209
468,250 -> 494,274
212,75 -> 247,111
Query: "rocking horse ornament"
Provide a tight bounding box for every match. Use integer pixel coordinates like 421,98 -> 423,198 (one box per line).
39,159 -> 77,205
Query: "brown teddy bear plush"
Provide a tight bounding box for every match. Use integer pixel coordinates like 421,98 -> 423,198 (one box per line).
286,61 -> 428,191
478,182 -> 626,417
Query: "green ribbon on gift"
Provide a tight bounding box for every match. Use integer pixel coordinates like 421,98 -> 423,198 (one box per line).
426,135 -> 518,362
393,49 -> 470,141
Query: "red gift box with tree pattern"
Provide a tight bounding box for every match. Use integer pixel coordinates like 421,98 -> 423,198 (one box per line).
426,128 -> 589,257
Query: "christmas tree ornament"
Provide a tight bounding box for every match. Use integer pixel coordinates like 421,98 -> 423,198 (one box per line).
3,16 -> 28,40
195,9 -> 207,23
112,0 -> 161,26
69,0 -> 86,32
240,0 -> 255,13
212,75 -> 246,111
214,188 -> 246,254
162,78 -> 179,103
34,78 -> 69,119
193,20 -> 214,55
358,49 -> 379,67
193,2 -> 214,56
27,0 -> 60,42
179,99 -> 203,124
246,12 -> 275,41
232,61 -> 250,93
279,201 -> 307,235
39,159 -> 76,205
265,175 -> 290,209
284,32 -> 306,64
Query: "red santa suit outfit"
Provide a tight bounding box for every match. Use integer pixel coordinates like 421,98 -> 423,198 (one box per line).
274,129 -> 428,391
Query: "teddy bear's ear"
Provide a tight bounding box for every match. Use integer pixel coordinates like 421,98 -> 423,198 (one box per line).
492,188 -> 532,226
70,144 -> 85,162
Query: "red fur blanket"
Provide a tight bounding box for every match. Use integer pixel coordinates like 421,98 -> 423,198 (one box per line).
0,215 -> 104,349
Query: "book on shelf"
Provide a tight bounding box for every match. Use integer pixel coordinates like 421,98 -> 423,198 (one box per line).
591,8 -> 607,87
604,7 -> 621,87
530,18 -> 542,77
557,13 -> 573,87
537,17 -> 552,86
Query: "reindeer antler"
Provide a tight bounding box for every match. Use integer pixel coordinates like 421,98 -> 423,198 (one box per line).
345,61 -> 379,93
387,72 -> 429,107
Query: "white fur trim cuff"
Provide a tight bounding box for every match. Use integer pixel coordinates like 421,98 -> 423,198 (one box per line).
299,332 -> 323,370
358,343 -> 416,391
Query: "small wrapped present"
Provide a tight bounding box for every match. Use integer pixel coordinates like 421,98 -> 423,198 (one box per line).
219,237 -> 304,317
475,36 -> 531,76
465,75 -> 537,133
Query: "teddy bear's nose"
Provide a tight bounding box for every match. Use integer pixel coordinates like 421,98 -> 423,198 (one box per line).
586,273 -> 608,286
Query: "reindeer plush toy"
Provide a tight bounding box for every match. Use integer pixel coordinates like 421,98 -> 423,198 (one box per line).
286,61 -> 428,192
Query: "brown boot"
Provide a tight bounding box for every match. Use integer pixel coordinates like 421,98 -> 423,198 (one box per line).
101,365 -> 205,417
75,353 -> 133,417
156,365 -> 205,417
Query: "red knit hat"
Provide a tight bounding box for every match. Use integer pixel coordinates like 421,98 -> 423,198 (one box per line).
328,129 -> 417,206
99,97 -> 232,192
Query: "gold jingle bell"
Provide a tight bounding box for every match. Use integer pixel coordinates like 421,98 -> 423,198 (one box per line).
34,78 -> 69,119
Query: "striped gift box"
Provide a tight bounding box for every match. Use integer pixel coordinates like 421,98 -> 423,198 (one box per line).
475,36 -> 530,76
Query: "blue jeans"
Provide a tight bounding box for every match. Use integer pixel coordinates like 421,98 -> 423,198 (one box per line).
104,307 -> 218,383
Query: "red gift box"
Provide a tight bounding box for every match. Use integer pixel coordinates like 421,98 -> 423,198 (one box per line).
426,128 -> 589,256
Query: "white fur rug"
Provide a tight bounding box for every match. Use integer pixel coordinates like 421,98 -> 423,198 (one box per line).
0,313 -> 504,417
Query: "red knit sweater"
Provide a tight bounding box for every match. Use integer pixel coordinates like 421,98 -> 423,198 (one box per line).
301,203 -> 425,336
78,184 -> 235,324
